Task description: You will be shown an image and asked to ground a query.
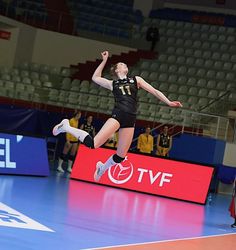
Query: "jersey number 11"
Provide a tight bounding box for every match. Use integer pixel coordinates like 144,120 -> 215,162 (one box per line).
119,85 -> 131,95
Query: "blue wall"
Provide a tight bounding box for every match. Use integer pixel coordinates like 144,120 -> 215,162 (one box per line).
0,104 -> 63,137
170,134 -> 225,165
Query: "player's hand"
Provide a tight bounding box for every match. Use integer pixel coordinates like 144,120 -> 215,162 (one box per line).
169,101 -> 183,107
101,51 -> 109,61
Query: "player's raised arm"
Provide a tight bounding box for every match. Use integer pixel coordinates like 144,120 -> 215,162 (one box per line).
136,76 -> 182,107
92,51 -> 113,90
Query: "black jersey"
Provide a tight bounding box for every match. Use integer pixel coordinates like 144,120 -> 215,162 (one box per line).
112,77 -> 138,115
83,123 -> 94,137
159,133 -> 171,148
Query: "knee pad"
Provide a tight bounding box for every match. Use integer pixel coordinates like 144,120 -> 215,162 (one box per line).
113,154 -> 125,163
68,155 -> 75,162
83,135 -> 94,149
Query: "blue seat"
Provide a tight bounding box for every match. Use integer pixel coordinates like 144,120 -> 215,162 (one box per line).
91,24 -> 104,34
77,21 -> 88,30
105,27 -> 118,37
119,30 -> 130,39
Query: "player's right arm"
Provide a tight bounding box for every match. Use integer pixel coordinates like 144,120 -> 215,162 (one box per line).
92,51 -> 113,90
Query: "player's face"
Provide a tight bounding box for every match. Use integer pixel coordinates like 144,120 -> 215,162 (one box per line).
163,126 -> 168,133
145,127 -> 151,134
116,62 -> 128,75
87,116 -> 93,123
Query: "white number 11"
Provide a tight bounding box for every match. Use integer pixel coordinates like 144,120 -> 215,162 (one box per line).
119,86 -> 131,95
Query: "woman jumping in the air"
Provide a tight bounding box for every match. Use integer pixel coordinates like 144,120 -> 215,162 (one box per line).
53,51 -> 182,181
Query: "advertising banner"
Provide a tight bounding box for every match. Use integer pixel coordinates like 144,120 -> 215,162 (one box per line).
71,146 -> 214,204
0,133 -> 49,176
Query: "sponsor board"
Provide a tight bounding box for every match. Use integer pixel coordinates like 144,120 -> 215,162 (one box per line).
71,146 -> 214,204
0,133 -> 49,176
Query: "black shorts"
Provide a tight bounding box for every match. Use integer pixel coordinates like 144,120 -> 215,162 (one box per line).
111,109 -> 136,128
69,141 -> 78,144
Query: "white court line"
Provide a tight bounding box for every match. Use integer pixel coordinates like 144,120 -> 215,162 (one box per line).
81,232 -> 236,250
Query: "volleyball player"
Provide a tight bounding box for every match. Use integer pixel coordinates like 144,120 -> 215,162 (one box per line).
53,51 -> 182,181
57,111 -> 81,173
230,177 -> 236,228
157,125 -> 172,157
80,115 -> 95,138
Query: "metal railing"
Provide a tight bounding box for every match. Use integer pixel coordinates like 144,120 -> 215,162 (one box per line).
199,90 -> 234,114
130,105 -> 236,151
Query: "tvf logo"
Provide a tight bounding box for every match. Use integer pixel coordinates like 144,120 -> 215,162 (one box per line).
0,138 -> 16,168
108,158 -> 173,187
137,168 -> 173,187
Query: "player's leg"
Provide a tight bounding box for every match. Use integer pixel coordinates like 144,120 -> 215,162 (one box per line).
53,119 -> 91,145
232,197 -> 236,228
93,118 -> 120,148
53,118 -> 119,149
67,143 -> 78,173
94,127 -> 134,181
57,141 -> 72,173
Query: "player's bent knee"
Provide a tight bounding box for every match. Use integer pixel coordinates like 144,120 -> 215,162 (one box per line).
83,135 -> 94,149
113,154 -> 125,163
93,143 -> 99,149
93,138 -> 103,149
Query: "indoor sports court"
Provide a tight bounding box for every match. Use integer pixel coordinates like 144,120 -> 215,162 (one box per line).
0,141 -> 235,250
1,0 -> 236,249
0,170 -> 235,250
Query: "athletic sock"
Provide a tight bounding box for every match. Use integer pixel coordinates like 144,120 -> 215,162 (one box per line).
67,160 -> 73,172
58,158 -> 63,168
66,126 -> 89,143
101,155 -> 118,172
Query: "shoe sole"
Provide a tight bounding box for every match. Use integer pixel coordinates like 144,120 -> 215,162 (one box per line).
94,162 -> 103,182
53,124 -> 63,136
52,119 -> 69,136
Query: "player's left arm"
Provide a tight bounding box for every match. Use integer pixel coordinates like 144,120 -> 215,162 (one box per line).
136,76 -> 182,107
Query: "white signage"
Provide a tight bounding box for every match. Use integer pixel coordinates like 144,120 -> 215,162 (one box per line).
0,202 -> 54,232
0,138 -> 16,168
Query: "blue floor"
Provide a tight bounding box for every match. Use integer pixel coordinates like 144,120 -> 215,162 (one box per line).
0,172 -> 235,250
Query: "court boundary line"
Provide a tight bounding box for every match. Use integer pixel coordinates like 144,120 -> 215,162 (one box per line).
81,232 -> 236,250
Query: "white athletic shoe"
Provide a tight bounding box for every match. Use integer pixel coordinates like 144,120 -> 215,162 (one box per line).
57,166 -> 64,173
67,166 -> 72,173
94,161 -> 105,182
52,119 -> 69,136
